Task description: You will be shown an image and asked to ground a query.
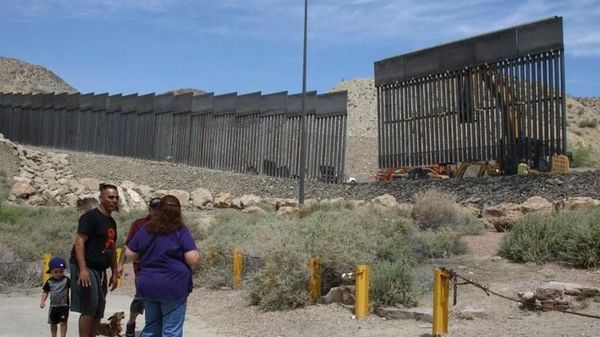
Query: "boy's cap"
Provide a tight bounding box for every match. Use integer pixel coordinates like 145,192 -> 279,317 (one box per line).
46,257 -> 67,274
149,197 -> 161,209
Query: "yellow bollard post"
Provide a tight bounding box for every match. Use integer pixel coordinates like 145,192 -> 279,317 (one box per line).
115,248 -> 123,288
207,245 -> 218,267
42,253 -> 51,284
432,268 -> 450,336
308,258 -> 321,302
232,247 -> 244,289
355,264 -> 369,319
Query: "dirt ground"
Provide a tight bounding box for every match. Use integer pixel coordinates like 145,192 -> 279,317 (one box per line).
3,231 -> 600,337
119,231 -> 600,337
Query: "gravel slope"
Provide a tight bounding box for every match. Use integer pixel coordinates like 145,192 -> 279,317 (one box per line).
59,148 -> 600,208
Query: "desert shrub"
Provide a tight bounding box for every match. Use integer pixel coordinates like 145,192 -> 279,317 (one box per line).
578,118 -> 598,128
571,146 -> 594,168
247,250 -> 309,310
370,254 -> 420,307
411,228 -> 467,258
499,208 -> 600,268
411,189 -> 477,231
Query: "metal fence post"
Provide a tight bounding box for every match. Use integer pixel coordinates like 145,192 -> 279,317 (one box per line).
433,268 -> 450,336
355,264 -> 369,319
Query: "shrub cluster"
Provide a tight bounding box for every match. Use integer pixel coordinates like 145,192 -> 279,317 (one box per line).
499,208 -> 600,268
197,193 -> 477,311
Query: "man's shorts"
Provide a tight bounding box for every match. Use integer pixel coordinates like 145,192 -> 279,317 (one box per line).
130,298 -> 144,315
70,263 -> 107,319
48,306 -> 69,324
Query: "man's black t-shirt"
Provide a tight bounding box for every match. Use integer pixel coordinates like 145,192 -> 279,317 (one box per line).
70,208 -> 117,271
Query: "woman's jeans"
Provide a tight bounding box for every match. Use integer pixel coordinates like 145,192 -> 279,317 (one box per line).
141,297 -> 187,337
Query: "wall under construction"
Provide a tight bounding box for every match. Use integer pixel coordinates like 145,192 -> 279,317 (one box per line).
374,17 -> 567,173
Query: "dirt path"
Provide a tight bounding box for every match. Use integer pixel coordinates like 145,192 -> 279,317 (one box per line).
3,256 -> 599,337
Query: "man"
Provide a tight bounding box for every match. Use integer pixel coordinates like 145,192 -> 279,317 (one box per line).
70,183 -> 122,337
123,197 -> 160,337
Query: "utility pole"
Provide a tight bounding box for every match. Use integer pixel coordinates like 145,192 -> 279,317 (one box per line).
298,0 -> 308,204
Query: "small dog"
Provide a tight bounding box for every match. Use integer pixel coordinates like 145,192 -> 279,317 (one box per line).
96,311 -> 125,337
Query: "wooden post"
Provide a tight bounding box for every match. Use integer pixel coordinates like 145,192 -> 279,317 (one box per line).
355,265 -> 369,319
42,253 -> 51,284
308,258 -> 321,302
433,268 -> 450,336
232,247 -> 244,289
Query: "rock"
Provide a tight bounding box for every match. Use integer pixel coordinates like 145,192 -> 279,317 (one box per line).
167,190 -> 191,207
562,197 -> 600,211
452,306 -> 489,319
60,193 -> 78,207
483,203 -> 525,232
482,203 -> 521,218
277,206 -> 300,220
76,197 -> 99,212
238,194 -> 261,208
304,199 -> 319,207
18,170 -> 34,180
518,291 -> 536,301
371,194 -> 398,208
79,178 -> 100,191
125,188 -> 146,210
242,206 -> 267,216
350,199 -> 367,207
535,285 -> 564,300
191,188 -> 212,208
116,186 -> 131,212
213,192 -> 233,208
26,193 -> 46,206
541,281 -> 600,297
520,196 -> 553,215
278,198 -> 299,208
136,184 -> 155,199
322,286 -> 355,305
153,190 -> 169,198
42,168 -> 57,180
374,307 -> 433,322
120,180 -> 138,190
69,182 -> 85,194
465,204 -> 481,218
10,180 -> 37,198
491,256 -> 502,262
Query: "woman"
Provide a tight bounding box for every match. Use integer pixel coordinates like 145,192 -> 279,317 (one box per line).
125,195 -> 199,337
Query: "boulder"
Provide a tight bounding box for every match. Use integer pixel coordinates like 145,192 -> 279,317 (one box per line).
482,203 -> 525,232
120,180 -> 138,190
371,194 -> 398,208
304,199 -> 319,207
125,188 -> 146,210
191,188 -> 212,208
238,194 -> 261,208
60,193 -> 79,207
349,199 -> 367,207
482,203 -> 521,218
79,178 -> 100,192
10,180 -> 37,198
213,192 -> 233,208
242,206 -> 267,216
167,190 -> 191,207
374,307 -> 432,322
26,193 -> 46,206
535,285 -> 564,300
562,197 -> 600,211
278,198 -> 299,208
277,206 -> 300,220
322,285 -> 355,305
41,168 -> 57,180
520,196 -> 553,215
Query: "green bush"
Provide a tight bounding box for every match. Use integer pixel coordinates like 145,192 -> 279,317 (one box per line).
571,146 -> 594,168
370,255 -> 420,307
247,250 -> 309,310
578,118 -> 598,128
411,189 -> 479,232
411,228 -> 468,258
499,209 -> 600,268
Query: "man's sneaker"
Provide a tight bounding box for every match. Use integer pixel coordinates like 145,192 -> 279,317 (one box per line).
125,323 -> 135,337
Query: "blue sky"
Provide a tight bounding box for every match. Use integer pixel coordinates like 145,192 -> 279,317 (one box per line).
1,0 -> 600,97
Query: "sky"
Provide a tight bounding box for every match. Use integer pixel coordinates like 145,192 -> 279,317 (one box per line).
1,0 -> 600,97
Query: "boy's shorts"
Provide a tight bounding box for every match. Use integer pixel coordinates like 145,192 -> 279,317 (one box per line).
48,306 -> 69,324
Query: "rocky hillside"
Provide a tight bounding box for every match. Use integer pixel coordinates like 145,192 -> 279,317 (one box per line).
331,79 -> 600,181
0,57 -> 76,94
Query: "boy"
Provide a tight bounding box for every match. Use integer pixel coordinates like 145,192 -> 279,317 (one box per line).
40,257 -> 71,337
